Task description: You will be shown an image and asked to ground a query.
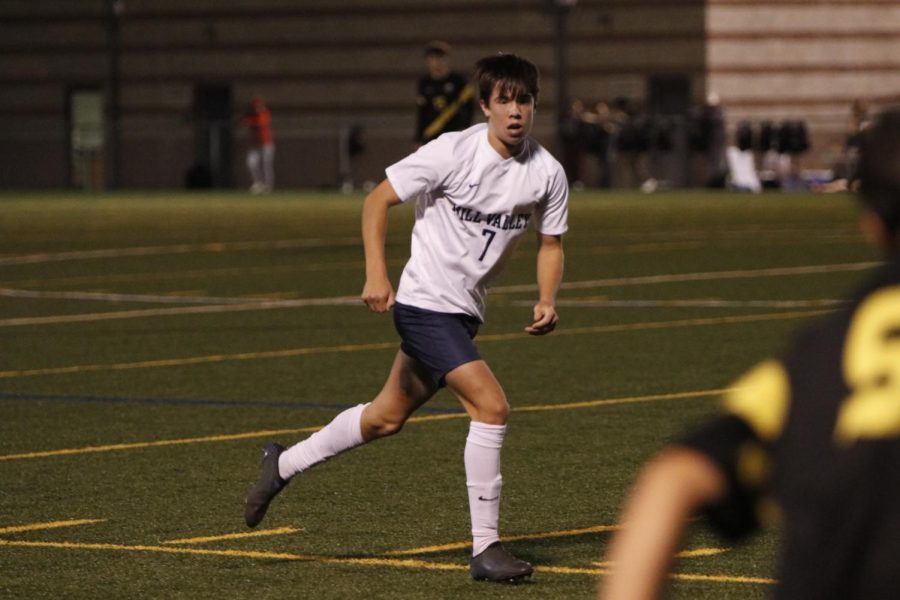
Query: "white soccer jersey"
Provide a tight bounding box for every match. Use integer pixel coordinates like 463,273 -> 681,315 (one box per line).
385,123 -> 569,321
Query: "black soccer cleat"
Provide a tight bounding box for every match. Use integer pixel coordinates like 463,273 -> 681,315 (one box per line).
244,443 -> 288,528
469,542 -> 534,583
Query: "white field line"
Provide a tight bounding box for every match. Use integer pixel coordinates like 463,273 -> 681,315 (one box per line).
0,261 -> 876,328
1,233 -> 862,288
0,227 -> 860,267
0,288 -> 303,305
545,298 -> 846,309
0,259 -> 404,289
0,296 -> 362,327
493,261 -> 881,293
0,238 -> 363,266
571,226 -> 858,242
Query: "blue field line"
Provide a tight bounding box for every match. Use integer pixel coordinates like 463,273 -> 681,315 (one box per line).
0,391 -> 466,414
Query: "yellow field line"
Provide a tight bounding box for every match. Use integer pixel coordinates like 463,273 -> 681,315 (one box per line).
162,526 -> 302,545
0,538 -> 772,584
668,572 -> 775,585
0,309 -> 827,380
0,341 -> 397,379
516,388 -> 728,413
675,547 -> 729,558
593,547 -> 729,568
0,538 -> 318,561
0,538 -> 465,571
0,387 -> 727,462
0,426 -> 322,461
385,524 -> 622,556
0,519 -> 106,534
550,565 -> 773,585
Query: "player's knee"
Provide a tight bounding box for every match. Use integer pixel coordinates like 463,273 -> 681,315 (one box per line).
375,417 -> 405,438
478,396 -> 510,425
362,412 -> 406,440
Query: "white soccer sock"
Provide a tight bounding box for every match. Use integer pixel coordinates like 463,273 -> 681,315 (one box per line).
465,421 -> 506,556
277,403 -> 368,480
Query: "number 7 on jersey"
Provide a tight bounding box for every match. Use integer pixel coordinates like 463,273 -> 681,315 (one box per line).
479,228 -> 497,261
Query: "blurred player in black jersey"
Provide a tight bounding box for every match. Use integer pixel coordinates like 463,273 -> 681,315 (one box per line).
599,107 -> 900,600
415,40 -> 475,145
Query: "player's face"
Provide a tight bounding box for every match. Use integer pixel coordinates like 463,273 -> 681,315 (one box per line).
481,83 -> 535,158
426,54 -> 449,78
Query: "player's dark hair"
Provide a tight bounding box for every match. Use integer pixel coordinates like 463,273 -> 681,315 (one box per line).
858,107 -> 900,244
424,40 -> 450,58
474,53 -> 540,106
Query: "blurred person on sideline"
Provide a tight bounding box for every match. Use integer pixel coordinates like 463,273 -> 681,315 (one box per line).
599,108 -> 900,599
415,40 -> 475,146
244,53 -> 568,584
583,100 -> 615,189
699,92 -> 727,188
559,97 -> 589,187
816,98 -> 874,193
612,98 -> 651,190
240,95 -> 275,194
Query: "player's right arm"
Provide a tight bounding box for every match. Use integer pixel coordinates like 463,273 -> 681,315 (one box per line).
600,360 -> 786,599
361,179 -> 403,312
598,448 -> 727,600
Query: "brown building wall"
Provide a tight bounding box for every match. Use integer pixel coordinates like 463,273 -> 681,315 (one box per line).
706,0 -> 900,168
1,0 -> 897,189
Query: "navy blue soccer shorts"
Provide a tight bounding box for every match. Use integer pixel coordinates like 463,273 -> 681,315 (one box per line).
392,302 -> 482,388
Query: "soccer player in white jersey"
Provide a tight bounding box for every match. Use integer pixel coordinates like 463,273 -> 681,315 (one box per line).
244,53 -> 569,583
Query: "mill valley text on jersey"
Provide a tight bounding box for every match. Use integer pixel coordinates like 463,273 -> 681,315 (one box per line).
451,203 -> 532,231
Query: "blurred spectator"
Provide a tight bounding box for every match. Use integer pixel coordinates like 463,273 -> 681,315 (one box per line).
726,121 -> 762,193
778,120 -> 810,191
735,121 -> 754,152
815,99 -> 873,193
240,95 -> 275,194
758,120 -> 789,189
692,92 -> 727,188
755,119 -> 810,191
559,97 -> 589,186
415,40 -> 475,145
612,97 -> 652,190
841,98 -> 872,182
847,98 -> 872,145
583,101 -> 615,188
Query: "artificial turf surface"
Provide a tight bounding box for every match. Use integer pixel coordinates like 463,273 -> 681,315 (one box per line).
0,189 -> 877,598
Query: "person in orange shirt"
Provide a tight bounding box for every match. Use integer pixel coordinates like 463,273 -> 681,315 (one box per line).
240,96 -> 275,193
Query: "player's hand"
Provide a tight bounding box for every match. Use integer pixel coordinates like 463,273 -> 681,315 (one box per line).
361,277 -> 395,313
525,302 -> 558,335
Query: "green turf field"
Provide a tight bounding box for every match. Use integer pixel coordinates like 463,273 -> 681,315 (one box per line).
0,189 -> 879,598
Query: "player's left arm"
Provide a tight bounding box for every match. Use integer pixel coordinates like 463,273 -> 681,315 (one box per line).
526,233 -> 564,335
